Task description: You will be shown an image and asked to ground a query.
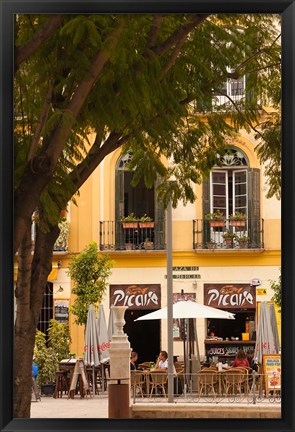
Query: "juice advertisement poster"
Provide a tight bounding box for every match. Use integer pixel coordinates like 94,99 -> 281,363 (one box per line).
263,354 -> 281,391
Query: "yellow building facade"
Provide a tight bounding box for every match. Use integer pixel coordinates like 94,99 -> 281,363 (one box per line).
51,126 -> 281,365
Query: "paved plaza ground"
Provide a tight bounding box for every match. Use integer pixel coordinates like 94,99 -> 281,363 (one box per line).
31,394 -> 109,418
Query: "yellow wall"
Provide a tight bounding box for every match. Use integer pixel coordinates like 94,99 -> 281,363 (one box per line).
64,129 -> 281,356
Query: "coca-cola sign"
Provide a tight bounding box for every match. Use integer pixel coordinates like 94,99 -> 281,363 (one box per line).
110,284 -> 161,309
204,284 -> 256,309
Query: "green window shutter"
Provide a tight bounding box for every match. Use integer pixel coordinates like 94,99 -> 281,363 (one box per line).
247,168 -> 261,245
202,176 -> 211,243
154,176 -> 165,249
202,176 -> 210,217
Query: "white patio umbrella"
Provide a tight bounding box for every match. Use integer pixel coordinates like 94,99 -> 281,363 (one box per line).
269,303 -> 280,353
254,302 -> 278,364
135,300 -> 235,385
97,304 -> 110,392
84,304 -> 100,397
134,300 -> 236,321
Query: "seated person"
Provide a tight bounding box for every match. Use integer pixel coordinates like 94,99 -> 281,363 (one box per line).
154,350 -> 182,395
246,349 -> 258,371
130,351 -> 138,370
232,349 -> 250,368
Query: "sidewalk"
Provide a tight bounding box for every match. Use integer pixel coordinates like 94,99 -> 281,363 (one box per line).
31,394 -> 109,418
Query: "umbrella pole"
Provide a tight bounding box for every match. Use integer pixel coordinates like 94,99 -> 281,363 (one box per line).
92,365 -> 95,398
101,363 -> 105,395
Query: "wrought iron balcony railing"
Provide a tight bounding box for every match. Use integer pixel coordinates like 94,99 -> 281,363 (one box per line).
99,220 -> 166,251
193,217 -> 264,250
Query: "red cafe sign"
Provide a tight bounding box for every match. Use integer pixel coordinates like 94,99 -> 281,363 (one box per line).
110,284 -> 161,309
204,284 -> 256,309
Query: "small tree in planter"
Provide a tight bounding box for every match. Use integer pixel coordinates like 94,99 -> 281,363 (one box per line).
34,320 -> 71,395
68,241 -> 114,325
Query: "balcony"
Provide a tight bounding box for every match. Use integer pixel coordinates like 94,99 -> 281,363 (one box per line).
193,217 -> 264,251
99,220 -> 166,251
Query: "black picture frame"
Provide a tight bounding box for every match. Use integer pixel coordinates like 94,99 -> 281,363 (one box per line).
1,1 -> 294,431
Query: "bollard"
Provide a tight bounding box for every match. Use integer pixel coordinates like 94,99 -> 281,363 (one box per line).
108,306 -> 131,419
108,380 -> 130,418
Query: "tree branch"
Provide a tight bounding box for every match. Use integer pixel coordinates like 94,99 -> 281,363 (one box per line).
14,15 -> 64,73
146,15 -> 164,49
216,91 -> 265,140
152,14 -> 210,57
28,82 -> 53,162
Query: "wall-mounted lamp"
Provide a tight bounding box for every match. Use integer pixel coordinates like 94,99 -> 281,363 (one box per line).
57,285 -> 64,296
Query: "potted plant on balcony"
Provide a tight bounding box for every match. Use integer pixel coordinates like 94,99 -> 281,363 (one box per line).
222,230 -> 235,247
235,234 -> 250,249
138,214 -> 154,228
229,212 -> 247,227
206,239 -> 216,249
121,213 -> 139,229
204,210 -> 225,227
143,238 -> 154,250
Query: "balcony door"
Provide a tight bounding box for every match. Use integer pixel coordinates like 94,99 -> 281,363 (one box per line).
115,152 -> 165,249
203,147 -> 261,245
210,169 -> 248,218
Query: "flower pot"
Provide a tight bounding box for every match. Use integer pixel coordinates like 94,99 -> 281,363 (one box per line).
206,243 -> 215,249
209,220 -> 224,227
143,241 -> 154,250
238,241 -> 248,249
229,220 -> 246,227
41,382 -> 55,396
122,222 -> 138,229
224,237 -> 233,248
139,222 -> 154,228
125,243 -> 134,250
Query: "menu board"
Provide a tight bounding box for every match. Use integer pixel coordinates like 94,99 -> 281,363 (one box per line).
54,299 -> 69,323
262,354 -> 281,396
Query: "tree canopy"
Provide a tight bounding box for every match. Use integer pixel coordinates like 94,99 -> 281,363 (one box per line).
14,13 -> 281,252
13,13 -> 281,418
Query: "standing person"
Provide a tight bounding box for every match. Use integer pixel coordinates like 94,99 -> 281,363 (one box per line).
32,361 -> 39,378
130,351 -> 138,370
232,350 -> 250,368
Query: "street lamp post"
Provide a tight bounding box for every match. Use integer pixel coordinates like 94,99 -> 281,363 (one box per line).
166,200 -> 174,403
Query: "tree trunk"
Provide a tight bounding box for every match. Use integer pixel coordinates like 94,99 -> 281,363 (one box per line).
14,223 -> 59,418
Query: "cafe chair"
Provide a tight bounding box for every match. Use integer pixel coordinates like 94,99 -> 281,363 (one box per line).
53,370 -> 68,398
198,368 -> 218,398
130,370 -> 145,398
149,371 -> 168,398
223,368 -> 245,397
